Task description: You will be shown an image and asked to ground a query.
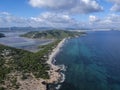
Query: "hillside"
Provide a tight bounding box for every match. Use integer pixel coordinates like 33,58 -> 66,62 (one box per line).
0,33 -> 5,38
21,30 -> 85,39
0,39 -> 62,90
0,44 -> 49,89
0,38 -> 65,90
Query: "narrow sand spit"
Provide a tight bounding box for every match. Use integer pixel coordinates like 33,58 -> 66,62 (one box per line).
46,38 -> 66,83
47,38 -> 66,69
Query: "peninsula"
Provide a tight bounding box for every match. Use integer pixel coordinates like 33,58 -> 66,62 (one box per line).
0,30 -> 85,90
21,30 -> 85,39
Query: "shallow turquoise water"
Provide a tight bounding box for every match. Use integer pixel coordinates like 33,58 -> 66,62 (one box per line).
56,31 -> 120,90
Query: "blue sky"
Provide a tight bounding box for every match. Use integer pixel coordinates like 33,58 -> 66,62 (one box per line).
0,0 -> 120,29
0,0 -> 44,17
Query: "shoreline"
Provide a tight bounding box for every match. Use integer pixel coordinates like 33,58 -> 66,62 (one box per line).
17,38 -> 66,90
46,38 -> 66,89
47,38 -> 66,68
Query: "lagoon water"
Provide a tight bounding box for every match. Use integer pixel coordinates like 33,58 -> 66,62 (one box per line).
0,31 -> 51,52
56,31 -> 120,90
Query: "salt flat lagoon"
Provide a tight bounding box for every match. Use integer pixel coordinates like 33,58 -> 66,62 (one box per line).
0,31 -> 52,52
55,31 -> 120,90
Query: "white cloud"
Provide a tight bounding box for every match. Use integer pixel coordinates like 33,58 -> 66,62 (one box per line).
29,0 -> 103,14
0,12 -> 28,27
2,12 -> 120,30
111,4 -> 120,12
0,12 -> 10,15
30,12 -> 80,28
109,0 -> 120,12
89,15 -> 99,22
0,12 -> 79,28
109,0 -> 120,4
89,14 -> 120,29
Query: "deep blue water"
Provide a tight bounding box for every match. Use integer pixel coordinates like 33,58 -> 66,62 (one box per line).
55,31 -> 120,90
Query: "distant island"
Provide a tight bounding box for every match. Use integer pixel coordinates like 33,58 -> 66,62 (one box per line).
21,30 -> 85,39
0,30 -> 85,90
0,33 -> 5,38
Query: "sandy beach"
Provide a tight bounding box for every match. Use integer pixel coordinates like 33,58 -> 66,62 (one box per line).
47,38 -> 66,69
46,38 -> 66,83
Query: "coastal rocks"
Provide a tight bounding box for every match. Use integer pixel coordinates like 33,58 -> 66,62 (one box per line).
45,39 -> 66,90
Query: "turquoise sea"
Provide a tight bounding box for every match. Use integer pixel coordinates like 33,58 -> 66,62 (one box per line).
55,31 -> 120,90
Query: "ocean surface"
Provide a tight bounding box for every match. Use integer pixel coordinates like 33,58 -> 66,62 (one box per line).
0,31 -> 52,52
55,31 -> 120,90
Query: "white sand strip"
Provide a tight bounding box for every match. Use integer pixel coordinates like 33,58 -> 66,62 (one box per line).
47,38 -> 66,68
46,38 -> 66,83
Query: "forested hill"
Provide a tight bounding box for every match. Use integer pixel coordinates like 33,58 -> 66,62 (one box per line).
0,33 -> 5,38
21,30 -> 85,39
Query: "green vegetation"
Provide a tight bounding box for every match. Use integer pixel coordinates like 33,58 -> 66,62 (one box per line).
21,30 -> 85,39
0,33 -> 5,38
0,30 -> 85,89
0,39 -> 62,89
